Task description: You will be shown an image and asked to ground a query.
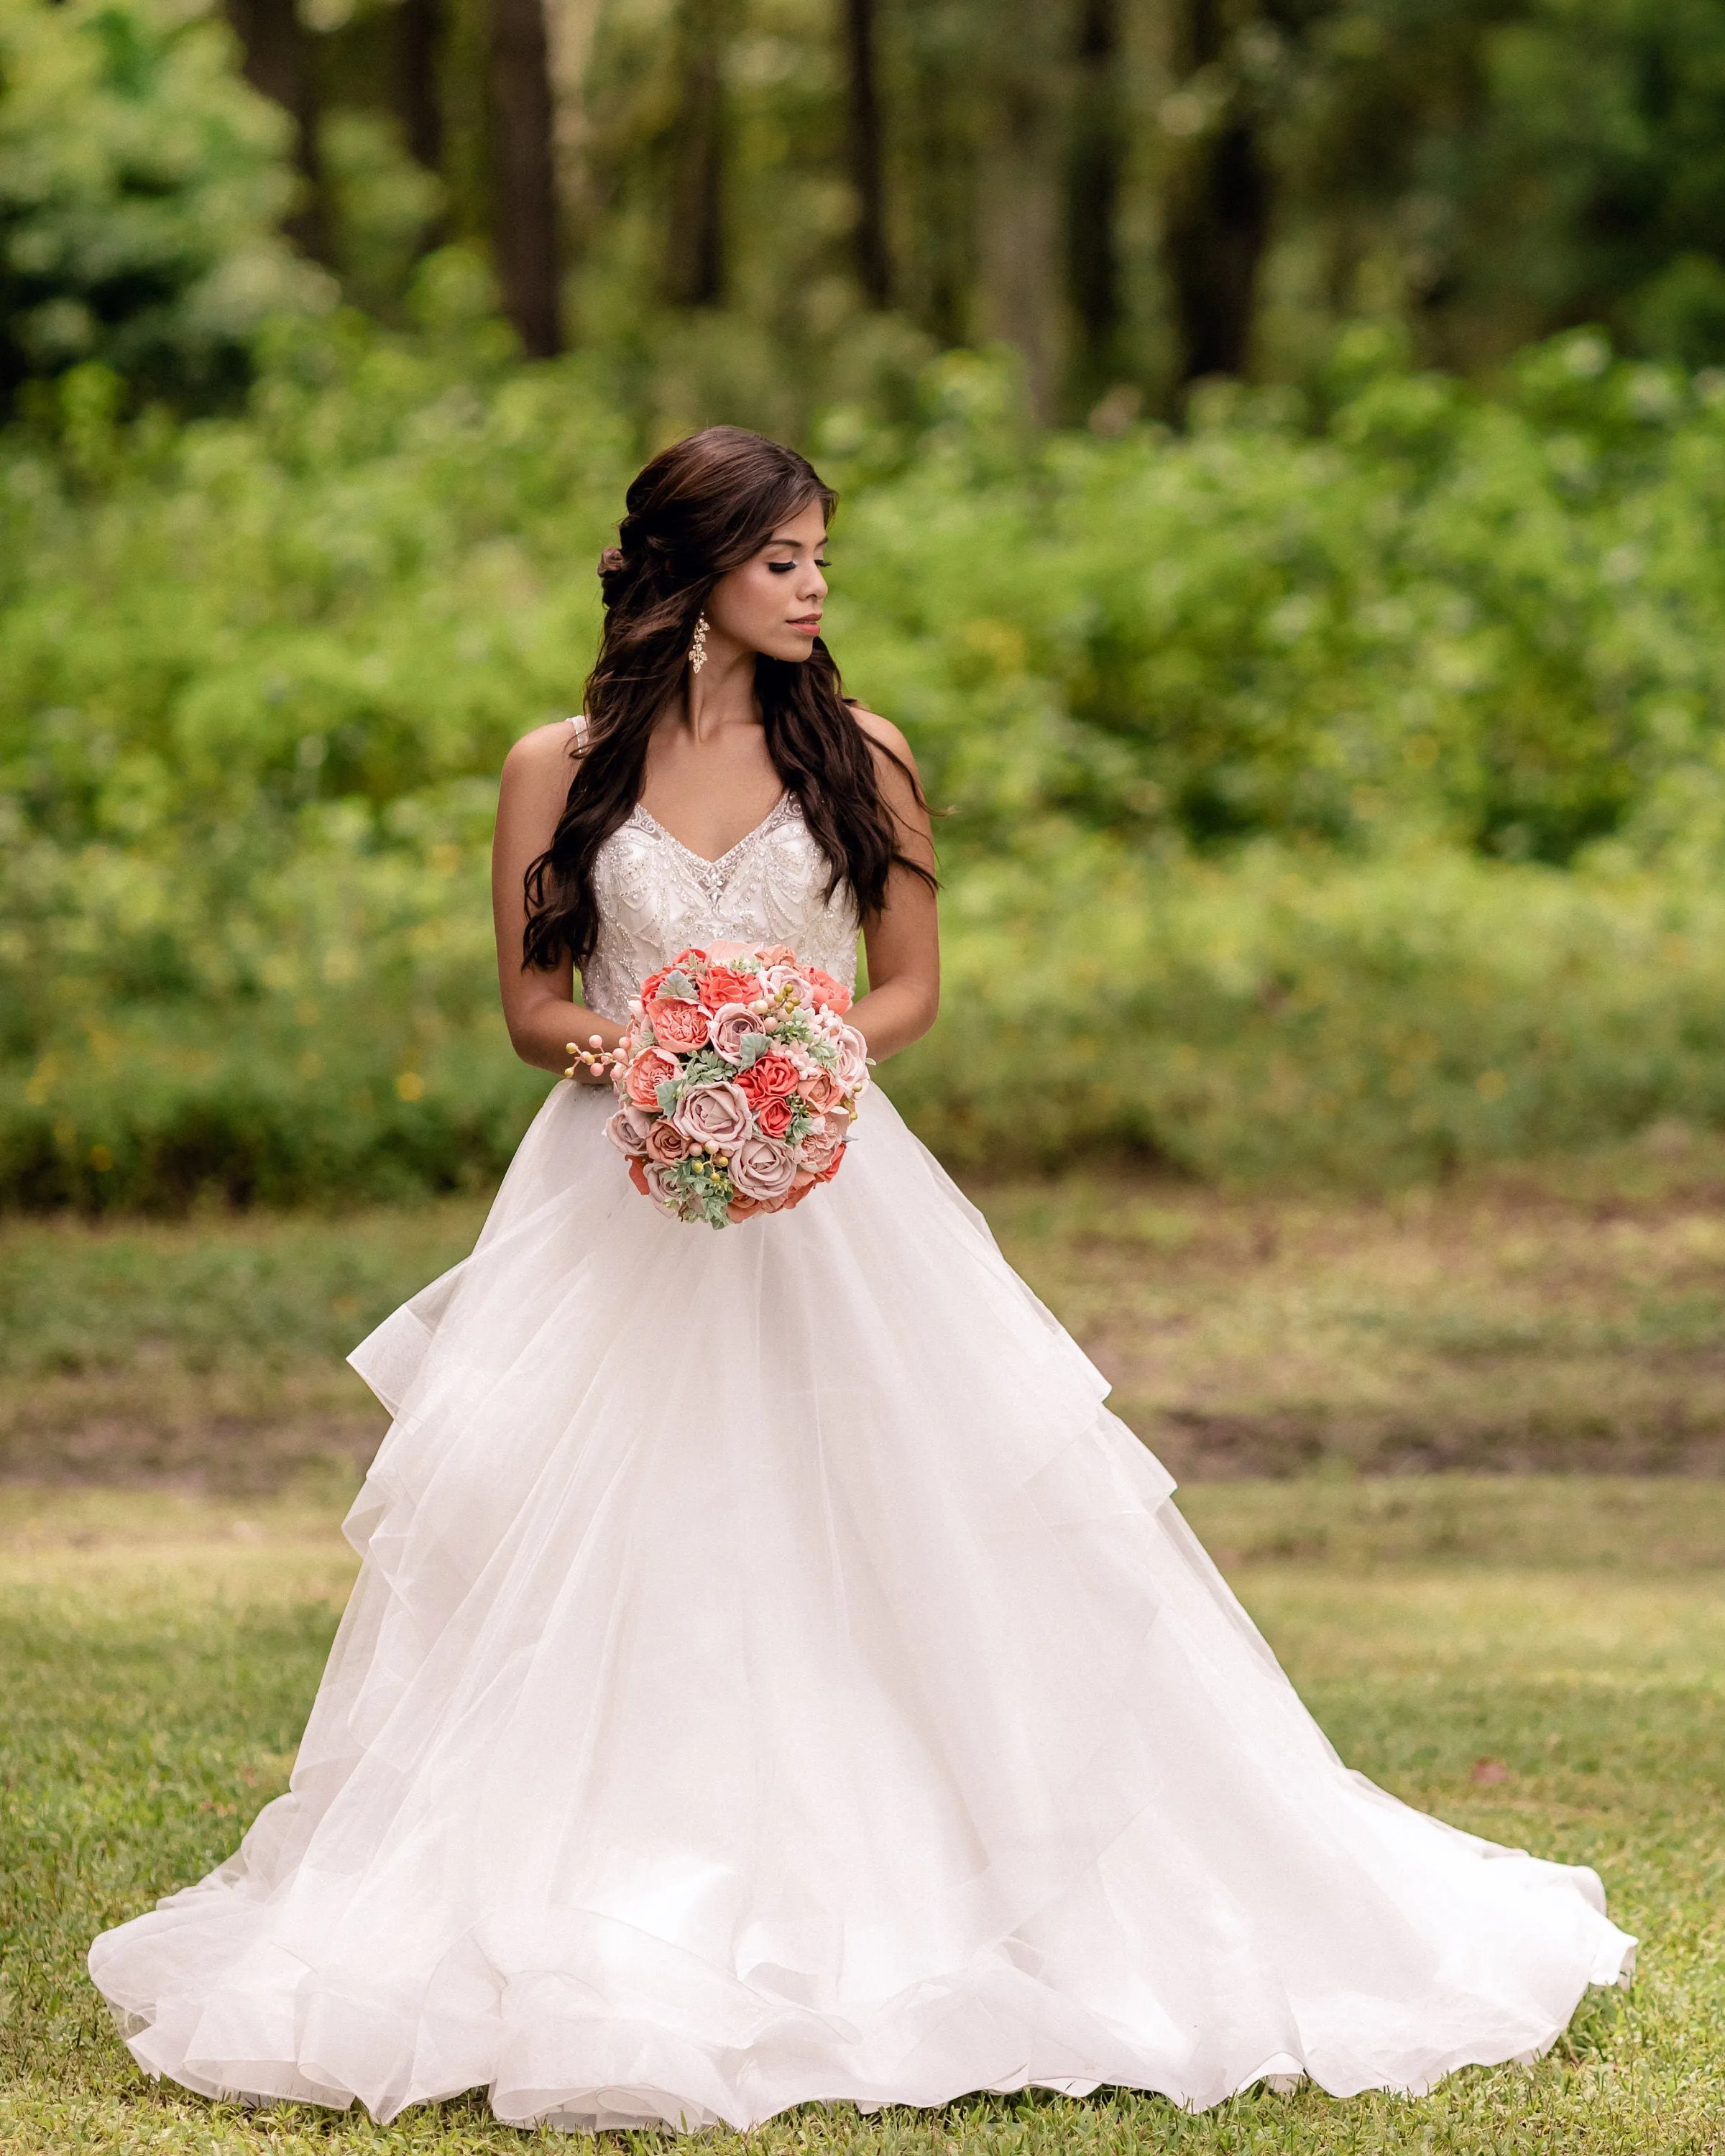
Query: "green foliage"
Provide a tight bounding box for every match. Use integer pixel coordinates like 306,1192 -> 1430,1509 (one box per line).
0,0 -> 324,410
11,317 -> 1725,1201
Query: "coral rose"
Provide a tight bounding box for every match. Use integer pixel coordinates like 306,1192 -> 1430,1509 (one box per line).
644,1118 -> 691,1164
804,967 -> 852,1015
671,1081 -> 753,1149
643,995 -> 712,1053
623,1049 -> 679,1109
699,964 -> 756,1012
756,1095 -> 795,1139
725,1193 -> 762,1222
727,1134 -> 798,1203
604,1105 -> 651,1158
737,1051 -> 801,1107
707,1003 -> 763,1064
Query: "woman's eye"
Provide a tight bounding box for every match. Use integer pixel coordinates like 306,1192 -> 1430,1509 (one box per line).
767,561 -> 794,574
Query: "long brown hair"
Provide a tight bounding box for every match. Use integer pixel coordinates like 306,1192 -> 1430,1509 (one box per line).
521,426 -> 934,972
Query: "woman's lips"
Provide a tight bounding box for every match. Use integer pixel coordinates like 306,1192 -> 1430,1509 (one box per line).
789,619 -> 822,636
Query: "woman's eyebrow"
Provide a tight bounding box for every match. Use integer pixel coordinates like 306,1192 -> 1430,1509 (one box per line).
764,533 -> 828,550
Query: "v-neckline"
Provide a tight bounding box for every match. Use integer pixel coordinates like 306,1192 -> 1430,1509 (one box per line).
632,793 -> 791,874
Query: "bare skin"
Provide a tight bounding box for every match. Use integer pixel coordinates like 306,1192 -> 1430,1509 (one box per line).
492,499 -> 939,1081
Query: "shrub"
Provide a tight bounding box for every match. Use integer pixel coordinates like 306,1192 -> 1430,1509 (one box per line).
10,317 -> 1725,1202
0,0 -> 324,410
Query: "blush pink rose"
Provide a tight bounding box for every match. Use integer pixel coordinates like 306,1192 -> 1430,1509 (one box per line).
728,1134 -> 798,1203
671,1081 -> 753,1149
604,1105 -> 651,1158
699,964 -> 756,1012
737,1051 -> 801,1107
643,995 -> 712,1053
644,1118 -> 691,1163
833,1026 -> 869,1093
643,1160 -> 686,1208
623,1048 -> 680,1109
756,1095 -> 795,1138
707,1004 -> 763,1065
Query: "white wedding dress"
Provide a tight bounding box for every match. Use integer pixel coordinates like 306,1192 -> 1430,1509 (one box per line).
90,780 -> 1634,2132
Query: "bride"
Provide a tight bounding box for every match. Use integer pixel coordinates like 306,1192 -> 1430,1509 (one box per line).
89,425 -> 1633,2132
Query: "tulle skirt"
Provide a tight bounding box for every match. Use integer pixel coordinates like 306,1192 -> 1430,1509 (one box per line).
88,1082 -> 1634,2130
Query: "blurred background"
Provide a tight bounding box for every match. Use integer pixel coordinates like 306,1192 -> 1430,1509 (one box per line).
7,0 -> 1725,1209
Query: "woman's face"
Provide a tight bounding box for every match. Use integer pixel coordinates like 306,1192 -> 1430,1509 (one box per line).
704,497 -> 829,663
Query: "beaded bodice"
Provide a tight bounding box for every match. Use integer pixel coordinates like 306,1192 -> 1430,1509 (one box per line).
578,753 -> 861,1023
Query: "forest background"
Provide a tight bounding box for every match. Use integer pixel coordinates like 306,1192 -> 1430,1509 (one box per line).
9,0 -> 1725,1206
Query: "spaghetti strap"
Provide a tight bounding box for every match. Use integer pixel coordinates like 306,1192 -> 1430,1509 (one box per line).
567,713 -> 591,752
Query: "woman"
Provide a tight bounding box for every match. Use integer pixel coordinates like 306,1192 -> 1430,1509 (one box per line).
90,426 -> 1633,2132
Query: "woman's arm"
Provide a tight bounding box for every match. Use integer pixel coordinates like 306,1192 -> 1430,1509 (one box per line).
491,724 -> 624,1079
849,711 -> 940,1063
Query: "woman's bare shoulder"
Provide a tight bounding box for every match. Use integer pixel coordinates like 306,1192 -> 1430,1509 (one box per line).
502,719 -> 582,793
845,703 -> 916,768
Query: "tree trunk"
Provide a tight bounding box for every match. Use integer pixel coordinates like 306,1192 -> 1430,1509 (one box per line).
489,0 -> 563,355
1067,0 -> 1123,400
224,0 -> 328,260
397,0 -> 444,177
843,0 -> 891,308
664,0 -> 728,308
978,6 -> 1068,422
1160,0 -> 1270,383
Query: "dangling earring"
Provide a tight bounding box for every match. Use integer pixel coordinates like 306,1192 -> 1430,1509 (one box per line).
689,612 -> 709,674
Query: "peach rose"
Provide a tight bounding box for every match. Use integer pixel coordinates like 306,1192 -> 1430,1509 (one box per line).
707,1004 -> 763,1064
796,1064 -> 841,1111
726,1193 -> 762,1222
756,944 -> 796,967
796,1126 -> 843,1176
643,995 -> 712,1053
671,1081 -> 753,1149
699,964 -> 757,1012
623,1048 -> 680,1109
728,1134 -> 798,1203
756,1095 -> 795,1139
604,1105 -> 651,1158
644,1118 -> 691,1164
737,1051 -> 801,1107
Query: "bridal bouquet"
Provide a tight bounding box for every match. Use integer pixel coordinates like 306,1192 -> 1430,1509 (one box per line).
586,945 -> 869,1228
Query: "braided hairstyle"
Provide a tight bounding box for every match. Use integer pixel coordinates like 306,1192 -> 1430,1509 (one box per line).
522,425 -> 933,973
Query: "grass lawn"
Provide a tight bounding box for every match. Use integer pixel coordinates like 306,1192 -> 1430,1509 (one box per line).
10,1142 -> 1725,1491
2,1478 -> 1723,2152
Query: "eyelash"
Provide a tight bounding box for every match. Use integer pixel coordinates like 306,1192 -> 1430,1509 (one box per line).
768,559 -> 829,573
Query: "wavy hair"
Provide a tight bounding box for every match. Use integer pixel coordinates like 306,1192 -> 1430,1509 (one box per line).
522,425 -> 933,973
